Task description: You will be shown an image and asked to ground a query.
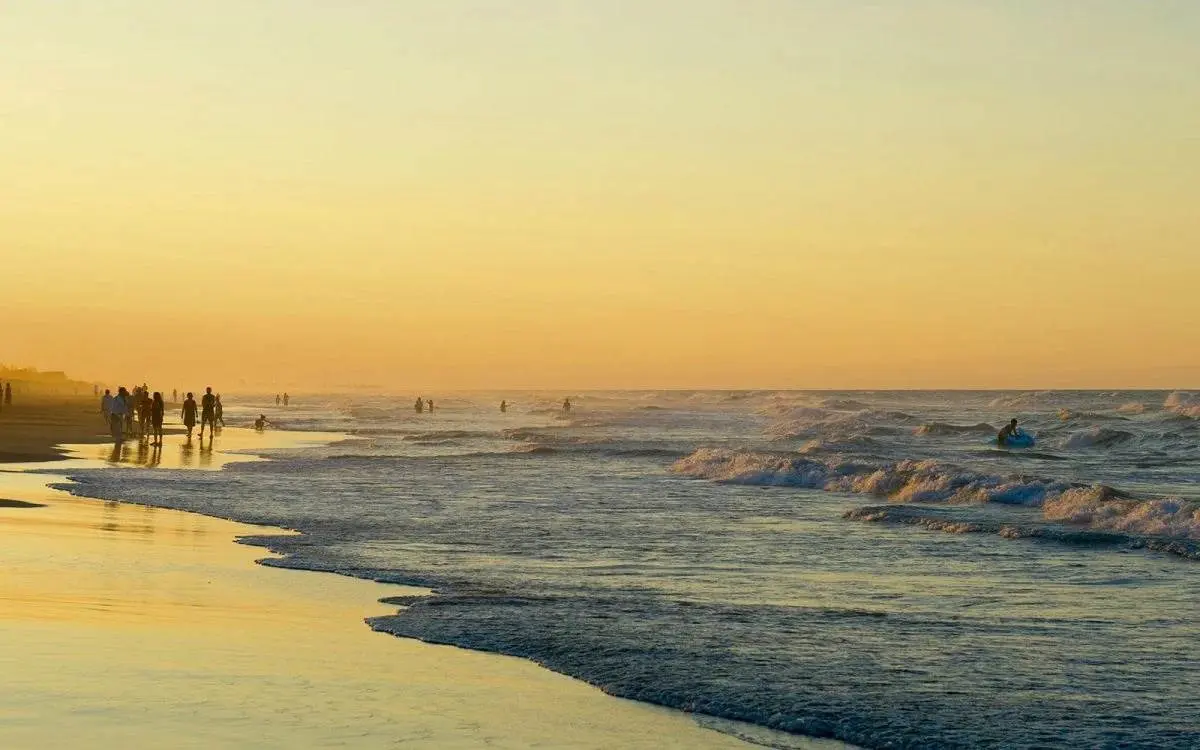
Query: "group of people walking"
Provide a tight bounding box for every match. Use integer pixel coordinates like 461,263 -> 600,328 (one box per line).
100,385 -> 223,444
180,387 -> 224,440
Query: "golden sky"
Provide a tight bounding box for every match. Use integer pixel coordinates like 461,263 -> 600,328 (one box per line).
3,2 -> 1198,390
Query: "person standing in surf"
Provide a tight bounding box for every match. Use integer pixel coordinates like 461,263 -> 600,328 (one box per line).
181,392 -> 198,440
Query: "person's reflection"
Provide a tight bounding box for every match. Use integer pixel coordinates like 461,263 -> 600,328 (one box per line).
108,442 -> 125,464
135,439 -> 150,466
147,441 -> 162,469
198,437 -> 214,468
180,436 -> 195,467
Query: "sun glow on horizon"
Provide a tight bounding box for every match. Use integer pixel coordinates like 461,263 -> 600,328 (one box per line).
3,2 -> 1198,389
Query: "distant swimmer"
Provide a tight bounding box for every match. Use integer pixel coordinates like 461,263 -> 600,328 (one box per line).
276,393 -> 281,406
151,392 -> 165,445
562,398 -> 572,413
500,400 -> 507,413
283,392 -> 290,407
997,418 -> 1019,447
254,414 -> 270,431
181,392 -> 198,440
415,397 -> 424,414
173,388 -> 178,403
200,387 -> 217,439
215,394 -> 225,427
427,399 -> 434,413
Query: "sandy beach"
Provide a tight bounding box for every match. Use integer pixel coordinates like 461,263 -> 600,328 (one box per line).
0,421 -> 827,749
0,394 -> 112,463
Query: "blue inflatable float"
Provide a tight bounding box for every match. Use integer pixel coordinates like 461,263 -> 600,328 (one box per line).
996,430 -> 1036,448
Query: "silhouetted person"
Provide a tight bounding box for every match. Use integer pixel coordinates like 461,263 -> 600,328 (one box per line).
137,390 -> 153,439
415,397 -> 424,414
500,400 -> 507,413
124,387 -> 135,434
276,393 -> 281,406
562,398 -> 572,413
172,388 -> 178,403
427,399 -> 434,413
110,387 -> 130,443
215,394 -> 224,427
101,389 -> 113,422
254,414 -> 270,431
151,392 -> 165,445
182,392 -> 198,440
998,419 -> 1019,447
283,392 -> 290,407
200,387 -> 217,439
4,382 -> 11,406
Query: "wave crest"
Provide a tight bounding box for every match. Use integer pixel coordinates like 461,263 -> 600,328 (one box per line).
671,448 -> 1074,506
1044,491 -> 1200,539
1164,391 -> 1200,418
1062,427 -> 1135,449
915,422 -> 996,437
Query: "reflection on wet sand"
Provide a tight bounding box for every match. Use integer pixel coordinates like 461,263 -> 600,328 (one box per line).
97,429 -> 230,470
0,428 -> 754,750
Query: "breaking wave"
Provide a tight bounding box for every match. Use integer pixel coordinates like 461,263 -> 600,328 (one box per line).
1044,491 -> 1200,539
671,448 -> 1086,506
1165,391 -> 1200,418
1062,427 -> 1135,449
844,504 -> 1200,560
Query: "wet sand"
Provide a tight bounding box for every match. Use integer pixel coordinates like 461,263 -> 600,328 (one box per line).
0,429 -> 798,749
0,395 -> 112,462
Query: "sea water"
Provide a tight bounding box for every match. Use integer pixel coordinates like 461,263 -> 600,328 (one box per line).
54,391 -> 1200,749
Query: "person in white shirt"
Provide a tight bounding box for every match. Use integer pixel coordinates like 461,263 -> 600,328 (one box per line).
109,387 -> 130,442
100,389 -> 113,423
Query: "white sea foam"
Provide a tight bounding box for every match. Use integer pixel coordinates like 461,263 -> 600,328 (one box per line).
671,448 -> 1071,506
1164,391 -> 1200,418
1044,491 -> 1200,539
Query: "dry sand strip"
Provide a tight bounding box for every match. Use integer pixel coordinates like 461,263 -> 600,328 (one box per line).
0,429 -> 843,749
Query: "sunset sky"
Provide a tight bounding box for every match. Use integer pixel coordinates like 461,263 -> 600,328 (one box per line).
3,1 -> 1197,390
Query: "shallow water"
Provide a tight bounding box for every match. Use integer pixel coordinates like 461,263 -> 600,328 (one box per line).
54,391 -> 1200,748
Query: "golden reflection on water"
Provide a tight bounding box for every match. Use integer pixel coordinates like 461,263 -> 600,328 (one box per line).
0,438 -> 773,750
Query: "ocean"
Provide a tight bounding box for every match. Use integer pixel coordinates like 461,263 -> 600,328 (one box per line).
54,390 -> 1200,749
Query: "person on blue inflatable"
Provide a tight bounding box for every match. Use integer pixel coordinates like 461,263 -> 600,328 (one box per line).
997,418 -> 1019,446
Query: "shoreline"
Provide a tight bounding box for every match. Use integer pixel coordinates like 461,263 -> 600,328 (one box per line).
1,426 -> 846,749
